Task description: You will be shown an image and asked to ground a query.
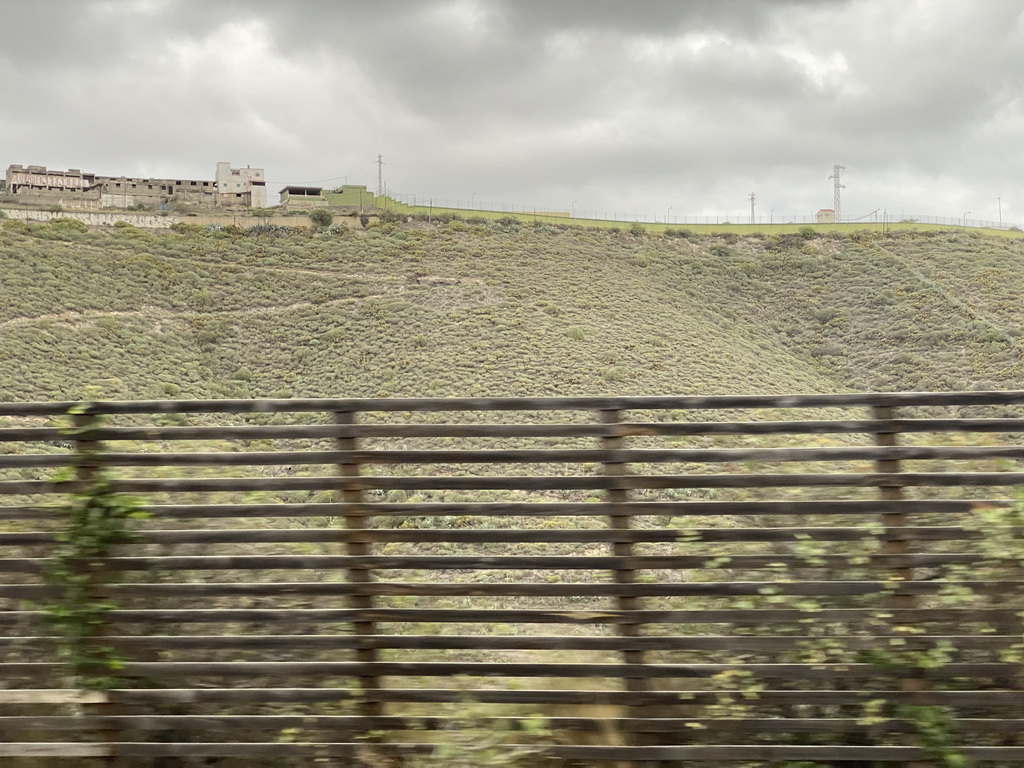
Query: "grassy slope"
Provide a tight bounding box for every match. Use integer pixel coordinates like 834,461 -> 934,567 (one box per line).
3,217 -> 1022,724
1,218 -> 1023,402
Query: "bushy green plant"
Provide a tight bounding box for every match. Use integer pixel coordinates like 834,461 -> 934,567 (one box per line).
49,217 -> 88,233
378,210 -> 405,225
309,208 -> 333,228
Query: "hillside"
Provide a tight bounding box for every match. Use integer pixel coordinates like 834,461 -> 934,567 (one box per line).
2,216 -> 1024,402
5,216 -> 1024,766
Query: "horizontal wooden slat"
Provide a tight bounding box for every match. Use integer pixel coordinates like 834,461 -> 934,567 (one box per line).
7,471 -> 1024,496
0,744 -> 111,758
7,633 -> 1015,653
1,498 -> 1001,521
94,686 -> 1024,707
2,660 -> 1014,680
5,714 -> 1023,736
0,552 -> 984,573
1,742 -> 1021,764
6,418 -> 1024,444
8,443 -> 1024,469
0,525 -> 987,546
0,607 -> 1016,627
3,579 -> 1016,600
2,389 -> 1024,416
0,689 -> 108,704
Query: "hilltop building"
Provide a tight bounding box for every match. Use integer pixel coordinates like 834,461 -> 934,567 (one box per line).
3,162 -> 266,210
278,184 -> 377,211
215,162 -> 267,208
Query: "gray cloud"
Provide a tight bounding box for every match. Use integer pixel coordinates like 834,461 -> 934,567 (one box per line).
1,0 -> 1022,223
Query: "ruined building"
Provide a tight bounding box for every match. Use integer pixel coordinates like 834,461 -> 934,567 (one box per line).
3,162 -> 267,210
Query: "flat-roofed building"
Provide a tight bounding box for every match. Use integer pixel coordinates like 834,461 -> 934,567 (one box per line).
278,184 -> 377,210
3,162 -> 266,210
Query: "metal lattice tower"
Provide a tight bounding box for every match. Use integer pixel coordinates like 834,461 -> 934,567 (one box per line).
377,154 -> 384,197
829,164 -> 846,222
749,192 -> 756,224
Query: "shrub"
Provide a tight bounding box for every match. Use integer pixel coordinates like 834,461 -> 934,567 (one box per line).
378,210 -> 405,225
310,209 -> 333,228
629,222 -> 645,237
602,366 -> 629,382
170,222 -> 205,235
798,226 -> 817,240
49,218 -> 88,233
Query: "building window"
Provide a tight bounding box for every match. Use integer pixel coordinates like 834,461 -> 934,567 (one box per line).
190,181 -> 196,186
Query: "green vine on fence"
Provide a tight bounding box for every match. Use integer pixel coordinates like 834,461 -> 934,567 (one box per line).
44,410 -> 149,689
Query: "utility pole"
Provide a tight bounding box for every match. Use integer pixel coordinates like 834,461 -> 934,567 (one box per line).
376,154 -> 384,197
999,197 -> 1002,227
829,164 -> 845,222
749,192 -> 756,224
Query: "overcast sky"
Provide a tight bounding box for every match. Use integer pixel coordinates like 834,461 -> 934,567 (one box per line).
3,0 -> 1022,224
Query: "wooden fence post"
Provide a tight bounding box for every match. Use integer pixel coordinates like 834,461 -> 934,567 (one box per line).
69,409 -> 122,768
599,408 -> 656,768
873,404 -> 931,768
334,410 -> 383,731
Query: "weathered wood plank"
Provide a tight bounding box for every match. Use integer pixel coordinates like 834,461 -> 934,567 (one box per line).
0,689 -> 108,704
2,389 -> 1024,417
4,578 -> 1016,600
4,714 -> 1023,736
2,660 -> 1013,680
8,633 -> 1013,653
9,443 -> 1024,469
91,743 -> 1024,760
0,743 -> 111,757
0,524 -> 988,546
0,551 -> 986,573
2,498 -> 1001,521
99,686 -> 1024,707
7,418 -> 1024,444
0,607 -> 1016,627
8,471 -> 1024,495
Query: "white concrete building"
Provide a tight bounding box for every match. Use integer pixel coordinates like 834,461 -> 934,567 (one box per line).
215,162 -> 267,208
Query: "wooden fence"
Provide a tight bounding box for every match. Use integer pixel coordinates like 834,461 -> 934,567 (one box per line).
3,393 -> 1024,766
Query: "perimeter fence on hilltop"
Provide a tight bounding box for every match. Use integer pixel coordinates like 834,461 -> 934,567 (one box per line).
3,392 -> 1024,766
384,195 -> 1019,230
